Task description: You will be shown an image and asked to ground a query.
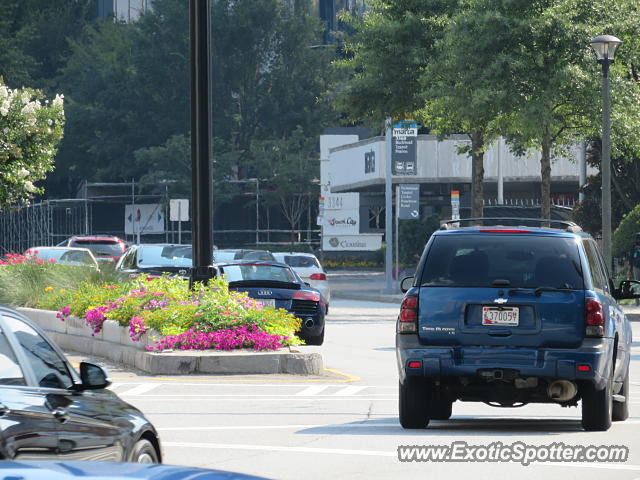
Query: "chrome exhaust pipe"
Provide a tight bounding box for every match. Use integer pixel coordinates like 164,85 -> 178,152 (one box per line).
547,380 -> 578,402
304,319 -> 315,329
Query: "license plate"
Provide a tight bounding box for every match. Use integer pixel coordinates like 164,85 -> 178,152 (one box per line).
258,299 -> 275,307
482,306 -> 519,326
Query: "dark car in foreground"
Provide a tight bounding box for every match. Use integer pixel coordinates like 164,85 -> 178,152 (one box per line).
115,244 -> 192,279
216,261 -> 326,345
397,218 -> 635,431
0,461 -> 268,479
0,305 -> 161,462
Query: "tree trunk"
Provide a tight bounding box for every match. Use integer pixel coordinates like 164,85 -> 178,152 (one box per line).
470,131 -> 485,218
540,127 -> 552,220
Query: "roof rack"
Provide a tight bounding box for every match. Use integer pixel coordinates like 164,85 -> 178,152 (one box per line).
439,217 -> 583,233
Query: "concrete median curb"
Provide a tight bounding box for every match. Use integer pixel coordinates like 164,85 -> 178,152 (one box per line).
17,307 -> 323,376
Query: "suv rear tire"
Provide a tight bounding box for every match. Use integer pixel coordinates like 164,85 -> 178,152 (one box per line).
612,367 -> 629,422
429,395 -> 453,420
399,378 -> 430,429
581,373 -> 613,432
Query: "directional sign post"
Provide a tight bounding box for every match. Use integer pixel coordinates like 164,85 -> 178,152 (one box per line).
170,199 -> 189,244
398,184 -> 420,220
392,121 -> 418,176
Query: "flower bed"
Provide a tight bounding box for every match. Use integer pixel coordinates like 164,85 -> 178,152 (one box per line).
43,276 -> 301,352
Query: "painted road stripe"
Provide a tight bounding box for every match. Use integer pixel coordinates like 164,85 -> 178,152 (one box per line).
295,385 -> 329,396
119,383 -> 162,396
332,386 -> 366,396
163,441 -> 396,457
108,383 -> 133,392
119,395 -> 394,400
157,423 -> 399,431
161,441 -> 640,470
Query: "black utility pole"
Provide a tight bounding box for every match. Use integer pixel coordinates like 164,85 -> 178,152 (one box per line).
189,0 -> 215,286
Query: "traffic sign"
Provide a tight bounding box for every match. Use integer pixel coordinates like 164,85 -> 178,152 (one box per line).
398,184 -> 420,220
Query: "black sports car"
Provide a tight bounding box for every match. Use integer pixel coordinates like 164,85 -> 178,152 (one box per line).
216,261 -> 326,345
0,305 -> 162,462
115,244 -> 192,280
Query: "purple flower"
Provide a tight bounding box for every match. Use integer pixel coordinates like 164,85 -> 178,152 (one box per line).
85,307 -> 108,334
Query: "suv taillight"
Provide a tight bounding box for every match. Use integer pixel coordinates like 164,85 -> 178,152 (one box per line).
309,273 -> 327,281
399,296 -> 418,333
585,297 -> 604,337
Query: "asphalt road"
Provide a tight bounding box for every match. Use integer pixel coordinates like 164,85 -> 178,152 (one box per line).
70,298 -> 640,480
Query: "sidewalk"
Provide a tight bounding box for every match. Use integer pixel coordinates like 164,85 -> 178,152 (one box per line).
328,270 -> 640,322
328,270 -> 403,304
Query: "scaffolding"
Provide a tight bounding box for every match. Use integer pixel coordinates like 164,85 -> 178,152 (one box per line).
0,199 -> 91,254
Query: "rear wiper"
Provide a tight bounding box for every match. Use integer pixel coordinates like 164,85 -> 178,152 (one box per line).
509,285 -> 572,296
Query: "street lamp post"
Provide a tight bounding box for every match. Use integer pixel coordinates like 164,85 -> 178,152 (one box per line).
189,0 -> 215,287
590,35 -> 622,271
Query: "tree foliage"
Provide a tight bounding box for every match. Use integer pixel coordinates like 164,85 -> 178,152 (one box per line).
337,0 -> 640,222
0,80 -> 65,207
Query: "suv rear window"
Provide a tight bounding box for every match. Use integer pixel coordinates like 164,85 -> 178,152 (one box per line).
420,234 -> 584,289
71,240 -> 123,255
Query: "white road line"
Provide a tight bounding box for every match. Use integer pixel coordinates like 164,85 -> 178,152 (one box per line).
157,423 -> 400,431
295,386 -> 329,396
119,383 -> 162,396
161,441 -> 640,470
163,441 -> 396,457
108,383 -> 132,392
121,396 -> 395,401
110,381 -> 396,389
332,386 -> 366,396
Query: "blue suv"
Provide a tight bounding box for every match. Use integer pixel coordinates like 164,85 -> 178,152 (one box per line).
396,218 -> 635,431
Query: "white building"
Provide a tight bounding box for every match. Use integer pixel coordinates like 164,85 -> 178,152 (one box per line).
319,128 -> 596,250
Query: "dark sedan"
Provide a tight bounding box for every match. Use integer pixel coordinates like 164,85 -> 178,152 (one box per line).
115,244 -> 192,279
216,261 -> 326,345
0,305 -> 161,462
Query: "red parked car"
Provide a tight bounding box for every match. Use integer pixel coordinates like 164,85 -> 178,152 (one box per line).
61,235 -> 128,264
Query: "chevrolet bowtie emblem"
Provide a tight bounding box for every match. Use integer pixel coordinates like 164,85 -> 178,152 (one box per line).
493,298 -> 508,304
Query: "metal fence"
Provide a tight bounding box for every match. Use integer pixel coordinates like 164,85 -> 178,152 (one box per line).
0,200 -> 90,254
0,198 -> 320,254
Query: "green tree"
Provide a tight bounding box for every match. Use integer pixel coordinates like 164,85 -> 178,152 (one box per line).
0,80 -> 65,207
613,204 -> 640,259
0,0 -> 95,91
337,0 -> 502,217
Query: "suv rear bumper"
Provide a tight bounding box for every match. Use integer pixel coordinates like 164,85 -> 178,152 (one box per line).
396,334 -> 613,390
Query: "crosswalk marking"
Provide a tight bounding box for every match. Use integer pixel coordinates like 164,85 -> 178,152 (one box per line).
295,385 -> 329,396
119,383 -> 162,396
332,386 -> 366,396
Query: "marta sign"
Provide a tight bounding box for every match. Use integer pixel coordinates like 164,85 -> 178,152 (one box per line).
392,121 -> 418,176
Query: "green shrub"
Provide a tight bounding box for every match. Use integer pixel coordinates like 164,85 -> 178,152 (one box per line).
613,203 -> 640,258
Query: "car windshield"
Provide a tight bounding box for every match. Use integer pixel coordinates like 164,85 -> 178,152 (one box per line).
71,240 -> 123,256
420,234 -> 584,289
137,245 -> 192,268
212,251 -> 238,262
283,255 -> 320,268
222,264 -> 297,283
31,248 -> 95,266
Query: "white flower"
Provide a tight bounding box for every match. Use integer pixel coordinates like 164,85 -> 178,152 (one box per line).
0,86 -> 7,101
52,94 -> 64,107
0,100 -> 9,116
17,168 -> 30,178
24,181 -> 37,193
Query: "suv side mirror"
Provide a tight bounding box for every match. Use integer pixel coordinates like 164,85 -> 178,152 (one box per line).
614,280 -> 640,300
400,276 -> 415,293
79,362 -> 111,390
